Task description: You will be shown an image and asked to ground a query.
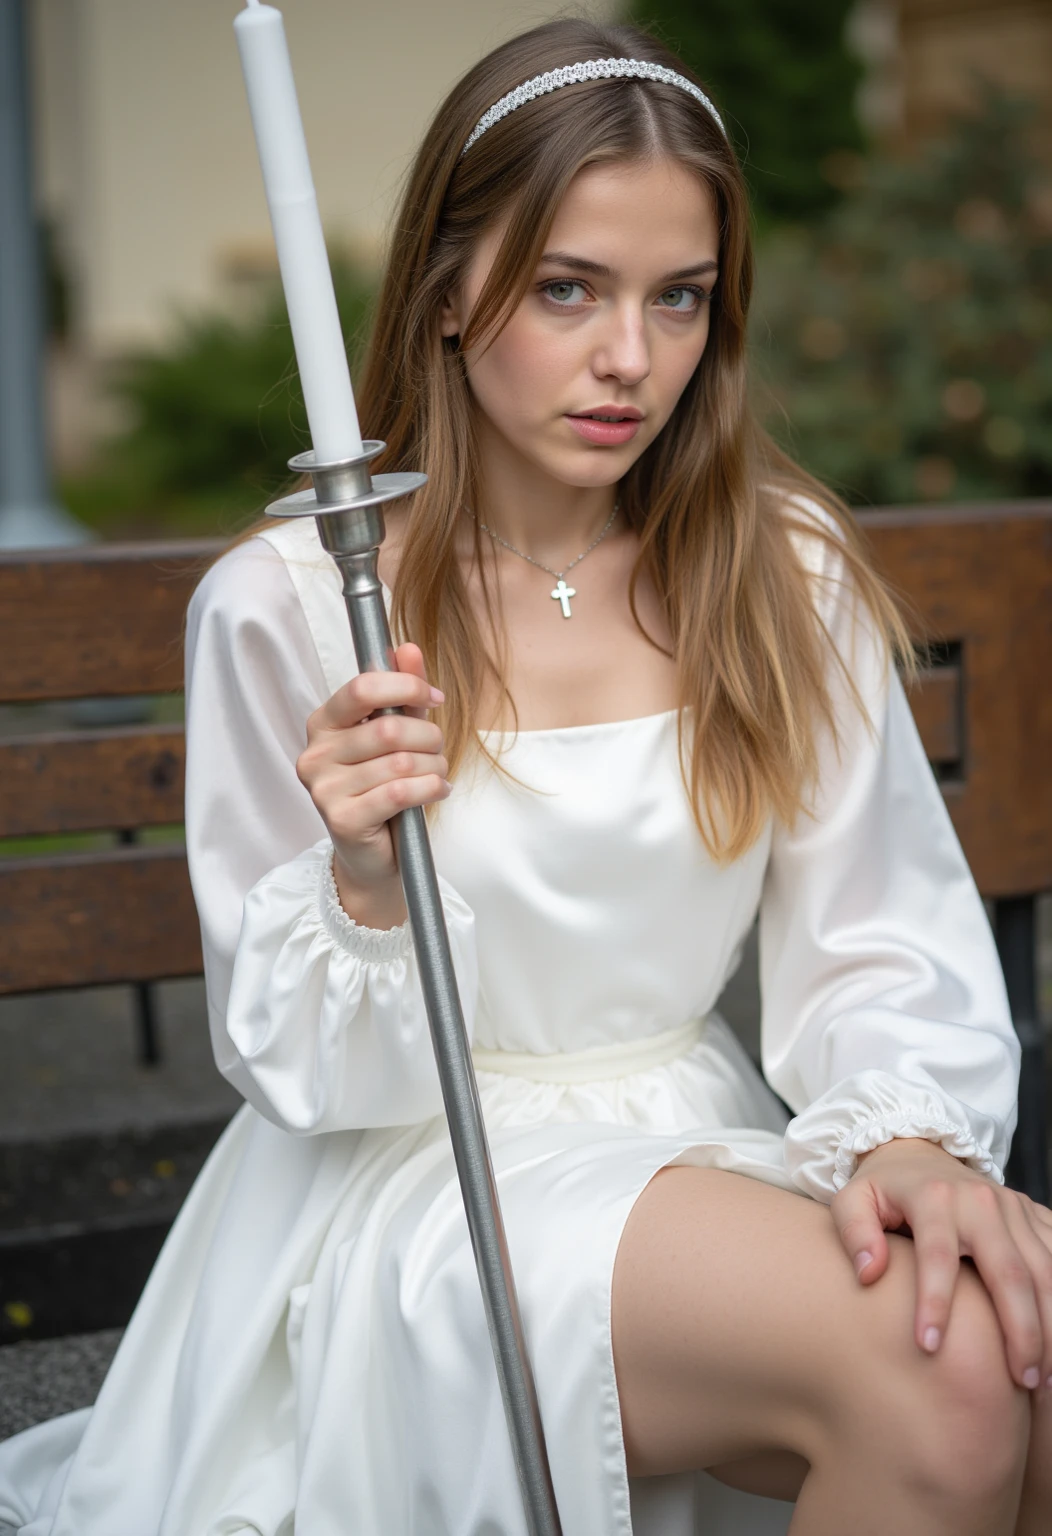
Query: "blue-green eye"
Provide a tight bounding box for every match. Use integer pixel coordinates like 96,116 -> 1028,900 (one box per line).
657,286 -> 703,312
542,280 -> 588,305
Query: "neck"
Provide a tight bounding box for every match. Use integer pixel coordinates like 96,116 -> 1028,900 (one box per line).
471,417 -> 619,565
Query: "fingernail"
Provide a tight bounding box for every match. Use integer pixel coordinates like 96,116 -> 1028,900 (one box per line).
429,687 -> 445,704
442,779 -> 453,793
1046,1374 -> 1052,1392
853,1250 -> 874,1278
923,1326 -> 941,1353
1023,1366 -> 1040,1390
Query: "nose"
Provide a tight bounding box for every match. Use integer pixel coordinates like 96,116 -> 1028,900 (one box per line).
591,302 -> 651,388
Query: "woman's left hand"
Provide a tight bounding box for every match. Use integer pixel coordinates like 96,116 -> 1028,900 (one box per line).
830,1136 -> 1052,1392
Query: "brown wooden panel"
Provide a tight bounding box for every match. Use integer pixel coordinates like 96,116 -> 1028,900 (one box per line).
905,664 -> 962,767
859,502 -> 1052,895
0,846 -> 203,994
0,726 -> 185,837
0,539 -> 226,703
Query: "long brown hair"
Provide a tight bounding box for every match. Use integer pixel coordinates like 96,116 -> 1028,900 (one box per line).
230,18 -> 911,860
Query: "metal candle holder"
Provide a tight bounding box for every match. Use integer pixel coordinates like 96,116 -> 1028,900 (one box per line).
266,442 -> 562,1536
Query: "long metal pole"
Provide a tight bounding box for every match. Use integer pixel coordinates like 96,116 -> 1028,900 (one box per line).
267,447 -> 563,1536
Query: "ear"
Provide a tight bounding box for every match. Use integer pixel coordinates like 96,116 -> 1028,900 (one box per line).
439,288 -> 462,340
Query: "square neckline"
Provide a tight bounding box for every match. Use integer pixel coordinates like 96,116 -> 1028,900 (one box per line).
476,708 -> 680,740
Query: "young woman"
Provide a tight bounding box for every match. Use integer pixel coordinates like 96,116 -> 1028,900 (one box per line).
2,17 -> 1050,1536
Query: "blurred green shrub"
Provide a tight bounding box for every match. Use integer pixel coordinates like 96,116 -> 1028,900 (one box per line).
630,0 -> 864,227
750,89 -> 1052,504
64,255 -> 374,537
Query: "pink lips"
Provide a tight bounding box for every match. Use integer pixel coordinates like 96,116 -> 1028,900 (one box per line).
566,407 -> 643,447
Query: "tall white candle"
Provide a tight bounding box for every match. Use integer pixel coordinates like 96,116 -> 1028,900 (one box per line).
234,0 -> 363,461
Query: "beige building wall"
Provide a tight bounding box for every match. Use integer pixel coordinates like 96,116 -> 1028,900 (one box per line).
899,0 -> 1052,156
30,0 -> 621,359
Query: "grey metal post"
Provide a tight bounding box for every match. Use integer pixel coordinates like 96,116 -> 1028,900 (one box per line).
997,895 -> 1050,1206
267,445 -> 563,1536
0,0 -> 87,549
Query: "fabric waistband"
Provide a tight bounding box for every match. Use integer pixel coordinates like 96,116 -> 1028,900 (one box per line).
470,1016 -> 707,1085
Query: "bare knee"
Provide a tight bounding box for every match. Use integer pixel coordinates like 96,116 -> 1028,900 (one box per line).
918,1265 -> 1031,1499
821,1242 -> 1030,1507
1021,1386 -> 1052,1514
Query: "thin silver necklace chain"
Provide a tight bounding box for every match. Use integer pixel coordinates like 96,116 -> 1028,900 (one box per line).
471,503 -> 620,619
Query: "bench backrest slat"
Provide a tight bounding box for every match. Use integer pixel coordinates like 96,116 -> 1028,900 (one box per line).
0,846 -> 202,994
0,540 -> 224,702
0,726 -> 185,837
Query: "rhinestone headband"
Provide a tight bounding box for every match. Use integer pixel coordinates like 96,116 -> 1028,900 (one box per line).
460,58 -> 727,157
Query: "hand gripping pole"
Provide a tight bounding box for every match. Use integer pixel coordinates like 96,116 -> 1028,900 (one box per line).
267,443 -> 563,1536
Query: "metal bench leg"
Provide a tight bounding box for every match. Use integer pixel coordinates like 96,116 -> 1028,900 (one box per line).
996,896 -> 1049,1207
133,982 -> 162,1066
117,828 -> 163,1066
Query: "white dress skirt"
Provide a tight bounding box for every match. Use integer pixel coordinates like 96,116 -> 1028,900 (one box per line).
0,512 -> 1019,1536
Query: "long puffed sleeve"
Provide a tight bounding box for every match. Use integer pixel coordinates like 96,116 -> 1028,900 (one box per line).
184,535 -> 478,1134
759,509 -> 1019,1203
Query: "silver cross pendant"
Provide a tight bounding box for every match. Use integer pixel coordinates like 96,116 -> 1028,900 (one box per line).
551,578 -> 576,618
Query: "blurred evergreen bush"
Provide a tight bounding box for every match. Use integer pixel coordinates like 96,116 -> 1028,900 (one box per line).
630,0 -> 865,227
64,255 -> 374,537
750,88 -> 1052,504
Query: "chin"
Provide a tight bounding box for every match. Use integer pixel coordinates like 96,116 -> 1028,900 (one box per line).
536,443 -> 642,490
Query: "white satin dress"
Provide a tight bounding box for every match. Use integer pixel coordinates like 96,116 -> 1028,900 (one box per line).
0,510 -> 1019,1536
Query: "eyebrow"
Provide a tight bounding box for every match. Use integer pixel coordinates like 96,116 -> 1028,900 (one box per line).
538,251 -> 719,282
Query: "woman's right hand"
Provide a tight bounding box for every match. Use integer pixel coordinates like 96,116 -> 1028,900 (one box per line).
296,641 -> 450,929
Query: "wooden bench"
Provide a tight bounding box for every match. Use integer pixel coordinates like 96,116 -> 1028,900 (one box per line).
859,501 -> 1052,1205
0,539 -> 222,1005
0,504 -> 1047,1338
0,539 -> 223,1341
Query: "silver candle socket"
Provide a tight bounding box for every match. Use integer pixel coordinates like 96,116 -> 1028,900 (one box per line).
266,442 -> 562,1536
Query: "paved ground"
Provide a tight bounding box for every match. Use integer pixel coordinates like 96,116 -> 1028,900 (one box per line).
0,1330 -> 121,1441
0,977 -> 239,1145
1,905 -> 1049,1448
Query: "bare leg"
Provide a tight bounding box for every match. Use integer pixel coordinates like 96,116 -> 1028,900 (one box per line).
1015,1385 -> 1052,1535
612,1166 -> 1031,1534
